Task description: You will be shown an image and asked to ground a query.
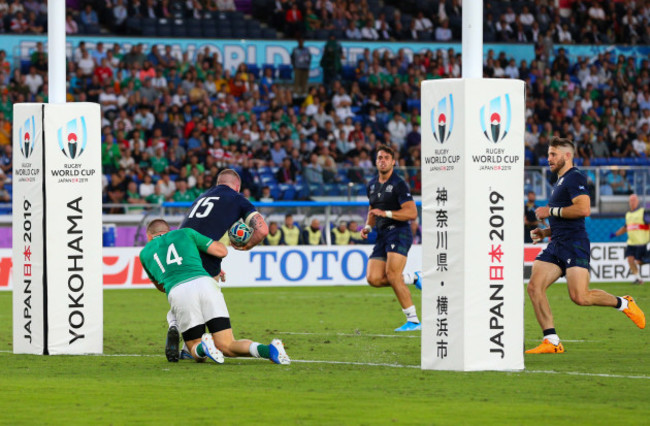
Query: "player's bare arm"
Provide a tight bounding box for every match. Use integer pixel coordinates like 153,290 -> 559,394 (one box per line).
235,212 -> 269,250
535,195 -> 590,220
207,240 -> 228,258
369,200 -> 417,222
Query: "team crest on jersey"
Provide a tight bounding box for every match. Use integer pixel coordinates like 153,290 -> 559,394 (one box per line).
57,116 -> 88,160
558,177 -> 564,186
19,115 -> 37,159
479,94 -> 512,143
386,184 -> 393,192
430,94 -> 454,144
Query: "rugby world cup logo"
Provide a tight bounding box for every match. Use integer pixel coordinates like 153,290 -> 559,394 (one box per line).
57,116 -> 88,159
480,94 -> 512,143
430,94 -> 454,144
19,115 -> 36,159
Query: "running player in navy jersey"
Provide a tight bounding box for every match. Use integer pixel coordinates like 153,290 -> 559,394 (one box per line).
361,145 -> 423,331
526,138 -> 645,354
164,169 -> 271,362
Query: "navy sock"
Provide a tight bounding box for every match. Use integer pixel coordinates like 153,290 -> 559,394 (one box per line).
543,328 -> 556,337
615,297 -> 622,309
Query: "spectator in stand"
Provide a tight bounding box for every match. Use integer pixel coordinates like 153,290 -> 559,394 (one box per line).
172,178 -> 194,202
345,20 -> 362,40
361,20 -> 379,41
80,4 -> 99,31
157,172 -> 176,199
24,66 -> 43,97
217,0 -> 236,12
285,2 -> 303,38
276,157 -> 296,184
413,12 -> 433,38
10,11 -> 28,33
435,19 -> 453,42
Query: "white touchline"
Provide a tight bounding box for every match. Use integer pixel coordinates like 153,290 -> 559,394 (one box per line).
2,352 -> 645,379
277,331 -> 419,338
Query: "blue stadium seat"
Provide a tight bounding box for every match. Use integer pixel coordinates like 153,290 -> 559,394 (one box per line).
278,64 -> 293,81
269,184 -> 281,199
262,28 -> 277,39
308,184 -> 324,196
341,65 -> 356,81
172,19 -> 187,37
157,20 -> 172,37
126,17 -> 142,34
247,63 -> 261,79
407,99 -> 421,112
323,183 -> 340,196
187,25 -> 202,38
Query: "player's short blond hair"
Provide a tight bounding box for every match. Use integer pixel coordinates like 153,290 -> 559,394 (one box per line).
146,218 -> 170,236
217,169 -> 241,186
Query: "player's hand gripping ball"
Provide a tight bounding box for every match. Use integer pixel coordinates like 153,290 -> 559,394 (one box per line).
228,220 -> 253,246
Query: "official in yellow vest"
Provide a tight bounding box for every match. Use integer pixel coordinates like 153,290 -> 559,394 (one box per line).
302,218 -> 324,245
281,213 -> 301,245
331,221 -> 351,245
263,221 -> 284,245
348,220 -> 364,244
611,194 -> 650,285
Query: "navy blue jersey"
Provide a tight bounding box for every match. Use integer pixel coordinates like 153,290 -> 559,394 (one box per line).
548,167 -> 590,240
367,171 -> 413,231
180,185 -> 257,276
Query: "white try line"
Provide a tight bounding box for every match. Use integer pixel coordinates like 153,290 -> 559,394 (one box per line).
276,331 -> 589,343
2,351 -> 647,379
277,331 -> 419,338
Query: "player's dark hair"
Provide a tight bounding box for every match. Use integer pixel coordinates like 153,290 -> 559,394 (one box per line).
550,137 -> 575,153
217,168 -> 241,185
376,144 -> 394,158
146,218 -> 170,235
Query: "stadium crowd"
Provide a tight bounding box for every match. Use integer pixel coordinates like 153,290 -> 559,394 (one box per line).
0,1 -> 649,211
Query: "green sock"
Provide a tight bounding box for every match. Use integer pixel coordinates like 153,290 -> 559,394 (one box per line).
258,344 -> 271,359
195,343 -> 206,358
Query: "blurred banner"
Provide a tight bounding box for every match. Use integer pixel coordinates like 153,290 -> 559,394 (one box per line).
0,244 -> 644,290
1,246 -> 422,289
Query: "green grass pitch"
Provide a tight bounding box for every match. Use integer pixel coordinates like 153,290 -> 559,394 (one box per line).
0,283 -> 649,424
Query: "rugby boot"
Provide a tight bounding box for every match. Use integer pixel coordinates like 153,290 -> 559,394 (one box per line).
622,296 -> 646,329
525,339 -> 565,354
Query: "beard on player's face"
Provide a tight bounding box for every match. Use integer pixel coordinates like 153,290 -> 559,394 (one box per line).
550,156 -> 565,173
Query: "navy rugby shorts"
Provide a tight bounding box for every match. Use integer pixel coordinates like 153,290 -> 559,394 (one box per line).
536,237 -> 590,276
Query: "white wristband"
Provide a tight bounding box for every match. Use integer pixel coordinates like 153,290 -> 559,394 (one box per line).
385,210 -> 393,219
363,225 -> 372,233
550,207 -> 563,218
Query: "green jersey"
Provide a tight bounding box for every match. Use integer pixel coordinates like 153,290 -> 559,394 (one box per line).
139,228 -> 214,294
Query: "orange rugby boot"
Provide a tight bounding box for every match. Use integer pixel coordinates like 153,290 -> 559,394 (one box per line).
525,339 -> 565,354
622,296 -> 646,329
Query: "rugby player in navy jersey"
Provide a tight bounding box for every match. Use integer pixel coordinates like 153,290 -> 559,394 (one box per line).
526,138 -> 645,354
360,145 -> 423,331
164,169 -> 276,362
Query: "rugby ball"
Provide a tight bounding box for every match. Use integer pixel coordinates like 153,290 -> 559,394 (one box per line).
228,220 -> 252,246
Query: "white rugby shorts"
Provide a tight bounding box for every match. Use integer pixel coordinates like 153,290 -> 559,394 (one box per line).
167,276 -> 230,333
